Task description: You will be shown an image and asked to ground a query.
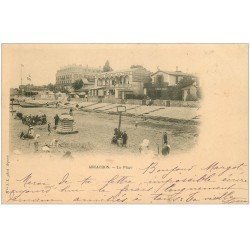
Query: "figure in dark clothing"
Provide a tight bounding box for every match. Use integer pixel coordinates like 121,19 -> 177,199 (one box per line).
162,132 -> 170,156
162,144 -> 170,156
48,123 -> 51,135
122,131 -> 128,146
163,132 -> 168,145
42,114 -> 47,124
54,114 -> 59,129
115,128 -> 121,138
112,128 -> 119,144
112,128 -> 123,145
111,135 -> 118,144
34,141 -> 39,152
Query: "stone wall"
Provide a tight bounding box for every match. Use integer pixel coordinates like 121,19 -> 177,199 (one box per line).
153,99 -> 200,108
81,95 -> 200,108
125,99 -> 143,105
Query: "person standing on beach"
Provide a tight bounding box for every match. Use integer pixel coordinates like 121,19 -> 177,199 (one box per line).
48,123 -> 51,135
54,114 -> 59,129
163,132 -> 168,145
34,134 -> 40,152
28,126 -> 34,139
122,131 -> 128,147
162,132 -> 170,156
162,144 -> 170,156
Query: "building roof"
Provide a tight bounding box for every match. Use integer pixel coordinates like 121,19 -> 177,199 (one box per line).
59,64 -> 101,71
96,67 -> 150,77
73,85 -> 94,92
151,70 -> 195,77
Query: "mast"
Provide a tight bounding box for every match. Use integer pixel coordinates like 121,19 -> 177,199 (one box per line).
20,64 -> 24,96
20,64 -> 23,85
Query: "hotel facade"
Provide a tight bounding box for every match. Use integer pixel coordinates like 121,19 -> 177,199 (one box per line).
89,67 -> 151,99
55,64 -> 102,87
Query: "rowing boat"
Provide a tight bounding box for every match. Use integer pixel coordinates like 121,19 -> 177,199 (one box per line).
19,101 -> 45,108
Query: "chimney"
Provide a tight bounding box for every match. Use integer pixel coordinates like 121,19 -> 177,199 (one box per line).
176,66 -> 179,72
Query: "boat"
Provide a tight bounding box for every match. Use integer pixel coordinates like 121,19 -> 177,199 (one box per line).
19,101 -> 45,108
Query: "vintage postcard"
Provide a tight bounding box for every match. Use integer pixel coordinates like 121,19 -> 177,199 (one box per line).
1,44 -> 248,204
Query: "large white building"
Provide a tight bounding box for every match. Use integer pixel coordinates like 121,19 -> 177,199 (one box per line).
89,67 -> 151,99
55,64 -> 102,87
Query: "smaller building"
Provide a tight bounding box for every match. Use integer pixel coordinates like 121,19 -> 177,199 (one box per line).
151,69 -> 197,86
145,68 -> 199,101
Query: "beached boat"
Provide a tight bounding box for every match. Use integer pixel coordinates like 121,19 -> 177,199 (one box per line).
19,101 -> 45,108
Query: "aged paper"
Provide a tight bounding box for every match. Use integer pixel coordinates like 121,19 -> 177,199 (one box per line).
1,44 -> 248,204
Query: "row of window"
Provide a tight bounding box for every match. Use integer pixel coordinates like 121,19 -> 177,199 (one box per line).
97,81 -> 130,86
57,80 -> 72,84
57,74 -> 82,80
59,68 -> 101,74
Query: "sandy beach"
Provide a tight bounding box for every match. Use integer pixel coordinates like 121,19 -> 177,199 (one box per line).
9,105 -> 199,157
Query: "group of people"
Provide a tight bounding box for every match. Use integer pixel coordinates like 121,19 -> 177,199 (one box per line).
16,112 -> 47,126
111,128 -> 128,147
16,108 -> 77,159
139,132 -> 170,156
110,128 -> 170,156
46,114 -> 60,135
16,106 -> 171,157
19,123 -> 60,152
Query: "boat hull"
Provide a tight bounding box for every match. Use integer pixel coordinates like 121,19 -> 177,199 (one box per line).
19,102 -> 45,108
57,131 -> 78,134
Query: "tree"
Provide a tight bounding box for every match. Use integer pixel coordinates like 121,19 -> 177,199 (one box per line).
103,60 -> 113,72
47,83 -> 55,92
72,79 -> 84,90
178,76 -> 195,87
156,74 -> 164,84
186,93 -> 198,101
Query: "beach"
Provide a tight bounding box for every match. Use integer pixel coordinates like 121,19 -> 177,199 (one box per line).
10,105 -> 199,156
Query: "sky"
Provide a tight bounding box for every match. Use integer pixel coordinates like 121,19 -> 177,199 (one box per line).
2,44 -> 238,88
